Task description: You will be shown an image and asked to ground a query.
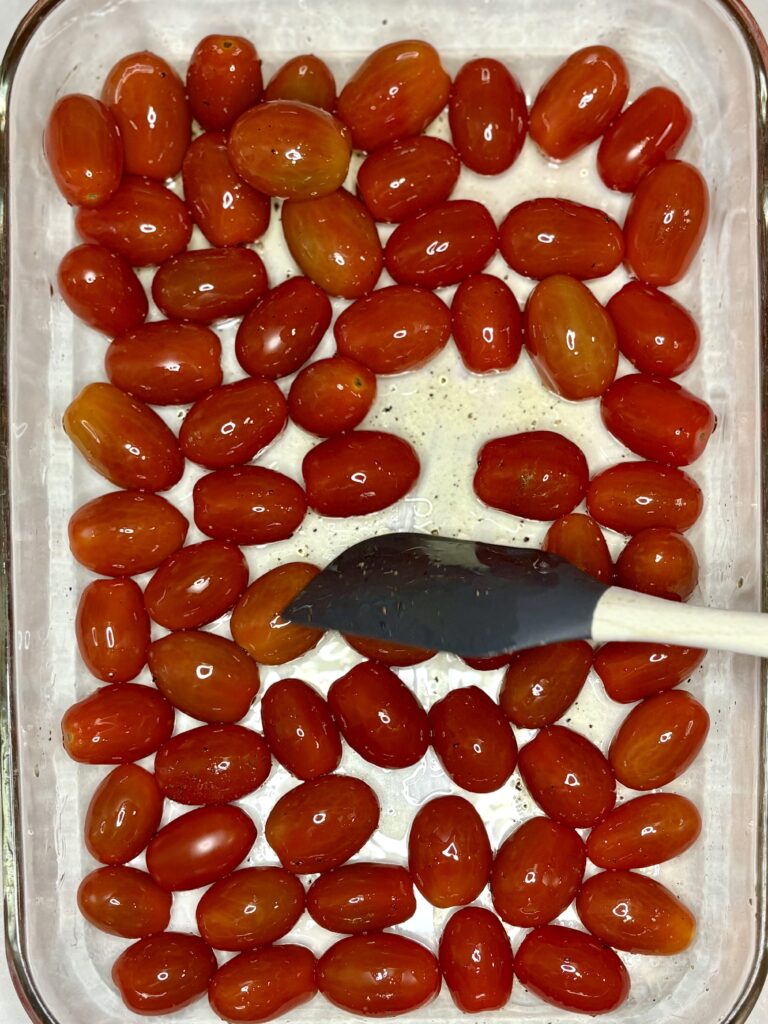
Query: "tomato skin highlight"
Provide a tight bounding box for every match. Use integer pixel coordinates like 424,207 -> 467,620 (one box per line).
357,137 -> 460,223
196,867 -> 305,950
76,577 -> 150,683
84,763 -> 163,864
449,58 -> 527,175
155,723 -> 270,805
58,244 -> 148,335
261,678 -> 342,780
307,863 -> 416,934
451,274 -> 523,374
208,944 -> 317,1023
429,686 -> 517,792
144,540 -> 248,630
264,54 -> 336,111
615,527 -> 699,602
193,466 -> 307,546
147,805 -> 257,891
586,792 -> 702,869
62,683 -> 174,764
595,642 -> 705,703
186,34 -> 263,132
112,932 -> 217,1015
77,865 -> 171,939
587,461 -> 704,536
544,513 -> 613,582
152,247 -> 268,324
499,641 -> 592,729
607,280 -> 700,378
288,357 -> 376,437
44,94 -> 122,207
408,795 -> 492,908
439,906 -> 514,1013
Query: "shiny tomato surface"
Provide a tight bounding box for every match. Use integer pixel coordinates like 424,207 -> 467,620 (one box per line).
208,944 -> 316,1023
449,58 -> 527,174
288,357 -> 376,436
439,907 -> 514,1013
152,247 -> 268,324
544,514 -> 613,582
429,686 -> 517,792
607,280 -> 700,377
408,795 -> 492,908
144,540 -> 248,630
180,379 -> 286,469
155,723 -> 270,805
193,467 -> 306,546
264,54 -> 336,110
196,867 -> 305,950
307,863 -> 416,934
76,577 -> 150,683
594,642 -> 705,703
230,562 -> 323,665
615,527 -> 699,601
78,865 -> 171,939
499,641 -> 592,729
62,683 -> 174,764
147,805 -> 257,891
44,94 -> 122,207
58,244 -> 147,335
356,137 -> 460,223
112,933 -> 216,1015
586,792 -> 702,869
587,461 -> 704,535
186,34 -> 263,132
451,274 -> 523,374
343,635 -> 435,666
84,763 -> 163,864
260,678 -> 342,780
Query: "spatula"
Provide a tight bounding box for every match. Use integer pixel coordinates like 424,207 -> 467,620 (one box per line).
284,532 -> 767,658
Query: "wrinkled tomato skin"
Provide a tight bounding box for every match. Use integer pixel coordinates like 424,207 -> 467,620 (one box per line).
449,58 -> 527,175
265,54 -> 336,110
474,431 -> 589,520
615,527 -> 699,602
152,247 -> 268,324
102,51 -> 191,180
84,763 -> 163,864
261,678 -> 342,780
77,865 -> 172,939
155,724 -> 270,805
193,467 -> 306,545
343,635 -> 435,666
230,562 -> 324,665
529,46 -> 629,160
147,805 -> 257,891
429,686 -> 518,793
112,933 -> 217,1015
491,817 -> 585,928
265,775 -> 380,874
518,725 -> 616,828
595,642 -> 705,704
186,34 -> 263,132
62,683 -> 174,764
196,867 -> 305,951
44,94 -> 122,207
144,540 -> 248,630
587,461 -> 704,536
337,40 -> 450,151
586,792 -> 702,869
609,689 -> 710,790
451,274 -> 523,374
58,244 -> 148,335
544,514 -> 613,582
357,137 -> 460,223
607,280 -> 700,378
209,944 -> 317,1023
76,578 -> 150,683
408,795 -> 492,908
288,357 -> 376,436
439,907 -> 514,1013
499,641 -> 593,729
307,863 -> 416,934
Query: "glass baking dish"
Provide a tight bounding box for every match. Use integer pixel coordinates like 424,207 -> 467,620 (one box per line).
2,0 -> 768,1021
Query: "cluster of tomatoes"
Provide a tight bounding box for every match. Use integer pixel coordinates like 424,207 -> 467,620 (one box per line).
46,28 -> 713,1024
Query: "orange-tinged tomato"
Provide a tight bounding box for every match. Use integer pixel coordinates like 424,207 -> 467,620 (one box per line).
499,641 -> 592,729
474,431 -> 588,520
529,46 -> 629,160
408,795 -> 492,908
144,540 -> 248,630
44,94 -> 122,207
209,944 -> 316,1022
186,34 -> 263,132
58,244 -> 147,335
102,51 -> 190,180
84,763 -> 163,864
182,132 -> 271,248
261,678 -> 342,780
62,683 -> 174,764
587,461 -> 703,535
153,247 -> 268,323
594,642 -> 705,703
609,689 -> 709,790
155,724 -> 270,805
357,136 -> 460,223
193,467 -> 306,546
308,863 -> 415,934
288,357 -> 376,436
519,725 -> 616,828
113,933 -> 216,1015
586,792 -> 702,869
337,40 -> 450,151
197,867 -> 305,950
335,285 -> 451,374
429,686 -> 517,792
180,379 -> 287,469
265,54 -> 336,110
449,58 -> 527,175
147,805 -> 257,891
78,865 -> 171,939
265,775 -> 379,874
607,280 -> 700,378
615,527 -> 698,601
230,562 -> 324,665
544,513 -> 613,582
451,274 -> 523,374
439,907 -> 514,1013
282,189 -> 383,299
598,86 -> 692,192
76,578 -> 150,683
343,634 -> 435,666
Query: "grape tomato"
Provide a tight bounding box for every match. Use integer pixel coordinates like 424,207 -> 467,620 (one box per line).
260,678 -> 342,780
356,136 -> 460,223
155,723 -> 271,805
288,357 -> 376,436
449,58 -> 527,175
186,34 -> 263,132
44,94 -> 122,207
264,54 -> 336,110
439,906 -> 514,1013
408,794 -> 492,908
196,867 -> 305,950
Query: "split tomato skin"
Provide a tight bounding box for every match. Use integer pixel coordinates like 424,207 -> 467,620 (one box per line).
144,539 -> 248,630
208,944 -> 317,1023
439,907 -> 514,1013
544,513 -> 613,583
152,247 -> 268,324
499,641 -> 592,729
62,683 -> 174,765
615,527 -> 699,602
84,763 -> 163,865
307,863 -> 416,934
408,795 -> 492,908
260,678 -> 342,780
356,137 -> 460,223
146,805 -> 257,891
451,274 -> 523,374
186,34 -> 263,132
112,932 -> 217,1015
58,245 -> 147,335
155,723 -> 271,805
288,357 -> 376,436
429,685 -> 518,793
196,867 -> 305,950
44,94 -> 122,207
193,466 -> 307,546
587,461 -> 704,535
449,58 -> 527,175
264,54 -> 336,110
77,865 -> 171,939
594,642 -> 705,704
76,577 -> 150,683
607,280 -> 700,378
586,792 -> 702,869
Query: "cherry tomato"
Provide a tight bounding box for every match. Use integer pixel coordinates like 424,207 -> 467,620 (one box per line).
343,634 -> 435,666
601,373 -> 716,466
281,189 -> 383,299
318,933 -> 441,1016
607,280 -> 700,378
147,805 -> 256,891
615,527 -> 698,601
153,247 -> 268,324
518,725 -> 616,828
449,58 -> 527,175
408,795 -> 492,908
102,51 -> 190,180
78,865 -> 171,939
598,86 -> 692,192
193,467 -> 306,546
303,431 -> 420,517
595,642 -> 705,703
544,513 -> 613,582
44,94 -> 122,207
155,724 -> 270,805
328,660 -> 429,769
587,461 -> 703,535
586,792 -> 702,869
439,906 -> 514,1013
209,944 -> 316,1022
577,870 -> 695,955
197,867 -> 305,950
499,641 -> 592,729
148,630 -> 260,723
76,578 -> 150,683
261,678 -> 341,781
57,244 -> 147,335
450,274 -> 522,374
474,431 -> 588,520
144,540 -> 248,630
429,686 -> 517,792
236,277 -> 332,379
62,683 -> 174,764
186,34 -> 263,132
515,925 -> 630,1014
84,763 -> 163,864
385,200 -> 498,288
288,357 -> 376,436
106,321 -> 222,406
463,654 -> 513,671
337,40 -> 450,151
609,689 -> 709,789
180,379 -> 286,470
265,54 -> 336,110
230,562 -> 324,665
265,775 -> 379,874
308,863 -> 416,934
529,46 -> 629,160
112,932 -> 216,1015
625,161 -> 709,286
182,132 -> 271,248
356,137 -> 460,223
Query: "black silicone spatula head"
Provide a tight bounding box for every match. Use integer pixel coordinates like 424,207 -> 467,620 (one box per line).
284,532 -> 610,658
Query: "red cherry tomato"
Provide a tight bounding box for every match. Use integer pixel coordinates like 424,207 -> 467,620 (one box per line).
265,775 -> 379,874
499,641 -> 592,729
264,54 -> 336,110
186,34 -> 263,132
155,723 -> 270,805
439,907 -> 513,1013
519,725 -> 616,828
261,678 -> 342,780
76,578 -> 150,683
62,683 -> 174,764
84,764 -> 163,864
58,244 -> 147,335
112,932 -> 216,1014
587,461 -> 704,535
209,944 -> 316,1023
337,40 -> 450,151
450,274 -> 523,374
343,634 -> 435,666
152,247 -> 268,324
529,46 -> 629,160
147,805 -> 256,891
307,863 -> 416,934
449,58 -> 527,174
144,540 -> 248,630
615,527 -> 698,601
197,867 -> 305,950
288,357 -> 376,436
474,431 -> 588,520
408,795 -> 492,908
44,94 -> 122,207
463,653 -> 513,671
609,689 -> 709,790
544,513 -> 613,583
595,642 -> 705,703
586,792 -> 702,869
193,466 -> 306,545
102,51 -> 190,179
356,137 -> 460,223
78,866 -> 171,939
429,685 -> 517,792
607,280 -> 700,379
